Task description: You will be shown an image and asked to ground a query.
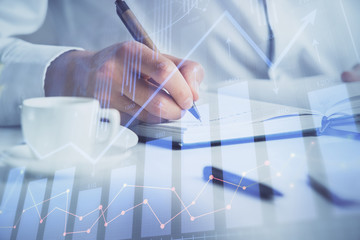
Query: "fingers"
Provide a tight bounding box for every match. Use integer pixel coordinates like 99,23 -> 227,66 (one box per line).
342,64 -> 360,82
165,54 -> 205,101
109,95 -> 164,124
119,41 -> 194,110
121,78 -> 183,120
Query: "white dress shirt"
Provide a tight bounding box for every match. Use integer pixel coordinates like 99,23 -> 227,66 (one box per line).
0,0 -> 359,126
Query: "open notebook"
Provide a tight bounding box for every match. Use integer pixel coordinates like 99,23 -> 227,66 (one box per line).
131,83 -> 360,149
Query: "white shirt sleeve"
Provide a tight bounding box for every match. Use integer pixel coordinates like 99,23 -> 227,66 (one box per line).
0,0 -> 81,126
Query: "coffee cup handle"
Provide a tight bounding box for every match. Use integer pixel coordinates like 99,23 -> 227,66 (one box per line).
97,108 -> 120,144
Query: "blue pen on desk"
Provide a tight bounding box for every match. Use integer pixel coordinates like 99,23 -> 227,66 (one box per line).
203,166 -> 283,200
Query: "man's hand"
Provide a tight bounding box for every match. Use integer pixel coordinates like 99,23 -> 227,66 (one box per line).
342,64 -> 360,82
45,41 -> 204,124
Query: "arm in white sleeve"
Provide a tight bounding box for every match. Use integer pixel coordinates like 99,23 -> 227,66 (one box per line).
0,39 -> 81,126
0,0 -> 81,126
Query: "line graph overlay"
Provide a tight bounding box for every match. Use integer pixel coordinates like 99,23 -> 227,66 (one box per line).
0,142 -> 317,238
43,168 -> 75,240
181,105 -> 215,234
0,167 -> 25,240
16,178 -> 47,240
141,139 -> 172,237
217,81 -> 263,228
265,137 -> 317,222
71,188 -> 102,239
222,144 -> 263,228
105,166 -> 136,240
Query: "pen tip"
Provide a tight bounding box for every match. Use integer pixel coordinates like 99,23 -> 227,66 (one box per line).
188,106 -> 201,121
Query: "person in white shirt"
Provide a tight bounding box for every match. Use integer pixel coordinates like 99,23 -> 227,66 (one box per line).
0,0 -> 359,126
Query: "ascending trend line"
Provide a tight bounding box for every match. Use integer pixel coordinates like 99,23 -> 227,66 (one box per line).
271,9 -> 317,93
271,10 -> 317,71
0,152 -> 299,236
339,0 -> 359,62
312,40 -> 321,63
24,10 -> 317,165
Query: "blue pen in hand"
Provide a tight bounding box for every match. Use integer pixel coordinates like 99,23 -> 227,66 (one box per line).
115,0 -> 202,122
203,166 -> 283,200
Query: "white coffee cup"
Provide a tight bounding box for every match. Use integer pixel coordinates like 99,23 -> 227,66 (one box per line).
21,97 -> 120,159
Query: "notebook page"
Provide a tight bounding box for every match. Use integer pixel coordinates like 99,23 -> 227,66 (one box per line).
154,93 -> 314,131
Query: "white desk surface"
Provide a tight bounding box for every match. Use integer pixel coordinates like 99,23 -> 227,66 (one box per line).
0,126 -> 360,240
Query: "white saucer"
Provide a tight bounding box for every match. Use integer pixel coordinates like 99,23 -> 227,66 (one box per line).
0,126 -> 138,172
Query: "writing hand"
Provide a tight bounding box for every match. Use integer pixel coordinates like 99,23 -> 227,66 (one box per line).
44,41 -> 204,124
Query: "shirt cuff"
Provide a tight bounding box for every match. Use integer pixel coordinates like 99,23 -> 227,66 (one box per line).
0,38 -> 83,126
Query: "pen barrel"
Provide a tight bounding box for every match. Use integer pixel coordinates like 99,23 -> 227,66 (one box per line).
116,1 -> 158,51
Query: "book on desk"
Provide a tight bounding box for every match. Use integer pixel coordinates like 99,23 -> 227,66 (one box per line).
131,82 -> 360,149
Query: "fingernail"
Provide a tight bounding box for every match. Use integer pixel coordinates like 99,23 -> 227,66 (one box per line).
184,97 -> 193,110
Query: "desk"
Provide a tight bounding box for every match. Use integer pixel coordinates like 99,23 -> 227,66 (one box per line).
0,126 -> 360,240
